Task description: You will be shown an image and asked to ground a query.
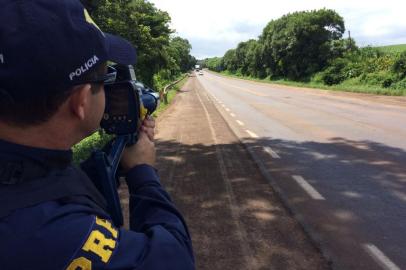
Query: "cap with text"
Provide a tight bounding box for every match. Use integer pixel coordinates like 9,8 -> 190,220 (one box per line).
0,0 -> 136,101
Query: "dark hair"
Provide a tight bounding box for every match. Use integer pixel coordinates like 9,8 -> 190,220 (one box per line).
0,63 -> 107,127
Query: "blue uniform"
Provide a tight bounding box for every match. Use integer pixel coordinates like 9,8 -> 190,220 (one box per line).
0,139 -> 195,270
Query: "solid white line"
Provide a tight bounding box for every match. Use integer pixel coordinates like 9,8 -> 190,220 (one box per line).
364,244 -> 400,270
236,120 -> 244,126
230,113 -> 236,117
292,175 -> 325,200
264,146 -> 280,159
246,130 -> 258,138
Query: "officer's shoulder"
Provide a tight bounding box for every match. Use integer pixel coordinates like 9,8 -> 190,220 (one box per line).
35,200 -> 122,269
1,200 -> 114,269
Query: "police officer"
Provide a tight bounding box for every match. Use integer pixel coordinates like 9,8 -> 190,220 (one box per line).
0,1 -> 194,269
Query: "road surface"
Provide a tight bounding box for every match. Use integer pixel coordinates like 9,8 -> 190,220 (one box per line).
153,76 -> 329,269
192,70 -> 406,270
120,71 -> 405,269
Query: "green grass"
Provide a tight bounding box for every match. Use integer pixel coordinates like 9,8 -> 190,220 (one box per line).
152,75 -> 188,116
376,44 -> 406,54
215,71 -> 406,96
72,130 -> 112,164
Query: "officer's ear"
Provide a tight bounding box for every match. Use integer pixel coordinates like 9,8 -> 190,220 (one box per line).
68,84 -> 92,121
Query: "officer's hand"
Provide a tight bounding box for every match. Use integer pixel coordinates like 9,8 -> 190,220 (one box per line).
120,117 -> 156,171
141,116 -> 155,141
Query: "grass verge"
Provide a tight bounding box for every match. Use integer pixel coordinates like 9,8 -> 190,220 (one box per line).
153,75 -> 188,117
215,71 -> 406,96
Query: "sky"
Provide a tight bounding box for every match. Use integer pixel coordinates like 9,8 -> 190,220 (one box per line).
148,0 -> 406,59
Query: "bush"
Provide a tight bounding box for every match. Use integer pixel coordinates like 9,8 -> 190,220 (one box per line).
360,71 -> 395,87
392,51 -> 406,79
72,130 -> 112,164
320,58 -> 348,85
311,72 -> 324,84
391,77 -> 406,90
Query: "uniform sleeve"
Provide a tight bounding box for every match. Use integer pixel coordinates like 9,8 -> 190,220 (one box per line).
65,165 -> 195,270
124,164 -> 195,268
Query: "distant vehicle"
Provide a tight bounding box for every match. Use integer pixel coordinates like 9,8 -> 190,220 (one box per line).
195,64 -> 201,71
198,70 -> 203,75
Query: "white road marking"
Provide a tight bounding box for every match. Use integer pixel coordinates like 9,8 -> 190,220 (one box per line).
264,146 -> 280,159
222,104 -> 226,108
246,130 -> 258,138
230,113 -> 236,117
292,175 -> 325,200
225,108 -> 230,112
195,85 -> 255,266
364,244 -> 400,270
236,120 -> 245,126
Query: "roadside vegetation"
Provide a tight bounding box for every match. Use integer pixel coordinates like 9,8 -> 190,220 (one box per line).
82,0 -> 196,88
73,0 -> 195,163
203,9 -> 406,96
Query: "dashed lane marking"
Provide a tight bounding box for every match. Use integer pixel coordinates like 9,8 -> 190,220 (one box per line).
225,108 -> 230,112
292,175 -> 325,200
236,120 -> 244,126
195,84 -> 256,268
246,130 -> 258,138
264,146 -> 280,159
230,113 -> 236,117
364,244 -> 400,270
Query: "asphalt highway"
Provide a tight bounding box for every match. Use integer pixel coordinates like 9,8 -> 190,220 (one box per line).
152,77 -> 329,269
196,70 -> 406,270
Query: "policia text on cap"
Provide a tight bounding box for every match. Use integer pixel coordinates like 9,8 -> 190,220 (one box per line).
0,1 -> 195,269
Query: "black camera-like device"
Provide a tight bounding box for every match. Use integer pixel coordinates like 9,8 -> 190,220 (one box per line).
83,64 -> 159,227
101,64 -> 159,137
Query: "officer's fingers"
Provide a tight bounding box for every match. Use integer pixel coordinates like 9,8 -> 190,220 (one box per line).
138,130 -> 150,142
143,116 -> 155,128
143,121 -> 155,130
141,126 -> 155,141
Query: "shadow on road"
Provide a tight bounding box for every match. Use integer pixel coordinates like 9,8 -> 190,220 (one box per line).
154,137 -> 406,270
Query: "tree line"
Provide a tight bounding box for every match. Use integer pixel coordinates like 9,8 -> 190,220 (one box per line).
81,0 -> 196,88
204,9 -> 406,94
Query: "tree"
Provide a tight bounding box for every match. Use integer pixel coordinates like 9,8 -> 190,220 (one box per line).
81,0 -> 182,86
168,37 -> 194,72
222,49 -> 238,72
259,9 -> 345,80
204,57 -> 224,72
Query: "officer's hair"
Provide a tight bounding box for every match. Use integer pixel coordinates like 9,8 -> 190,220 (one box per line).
0,63 -> 107,127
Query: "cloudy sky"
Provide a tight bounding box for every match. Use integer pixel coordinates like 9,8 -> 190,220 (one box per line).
149,0 -> 406,59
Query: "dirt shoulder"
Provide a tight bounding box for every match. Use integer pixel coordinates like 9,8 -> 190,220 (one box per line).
148,76 -> 330,270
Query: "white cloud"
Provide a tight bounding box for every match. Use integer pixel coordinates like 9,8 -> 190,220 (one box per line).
149,0 -> 406,58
